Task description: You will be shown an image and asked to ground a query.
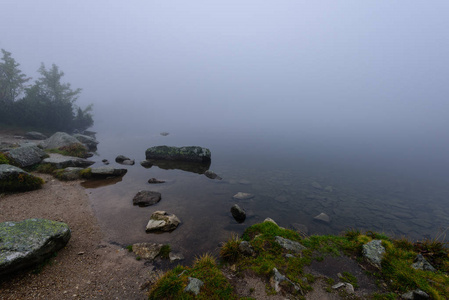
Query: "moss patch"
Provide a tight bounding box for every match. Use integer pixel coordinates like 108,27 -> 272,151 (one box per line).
46,144 -> 88,158
0,168 -> 45,193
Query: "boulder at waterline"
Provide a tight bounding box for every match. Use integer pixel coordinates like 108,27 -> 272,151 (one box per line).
89,166 -> 128,178
42,153 -> 95,169
115,155 -> 131,163
132,243 -> 163,260
232,192 -> 254,200
230,204 -> 246,223
73,134 -> 99,151
0,218 -> 71,276
40,132 -> 86,150
133,191 -> 162,207
25,131 -> 47,140
148,178 -> 165,184
145,145 -> 211,162
146,211 -> 181,233
0,164 -> 44,193
4,144 -> 47,167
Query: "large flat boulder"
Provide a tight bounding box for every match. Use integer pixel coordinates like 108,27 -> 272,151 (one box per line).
40,132 -> 86,150
25,131 -> 47,140
5,144 -> 47,167
145,146 -> 211,162
0,219 -> 71,276
0,164 -> 44,193
42,153 -> 95,169
89,166 -> 127,178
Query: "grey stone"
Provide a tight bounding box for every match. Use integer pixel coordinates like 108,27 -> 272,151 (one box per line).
169,252 -> 184,262
25,131 -> 47,140
5,144 -> 47,167
41,132 -> 85,150
184,277 -> 204,295
401,289 -> 430,300
313,212 -> 330,224
145,145 -> 211,162
411,254 -> 436,272
146,211 -> 181,233
42,153 -> 95,169
0,164 -> 44,193
133,191 -> 162,207
291,223 -> 309,235
332,282 -> 354,294
204,170 -> 222,180
132,243 -> 163,260
0,219 -> 71,276
121,159 -> 135,165
275,236 -> 307,253
232,192 -> 254,200
270,268 -> 302,294
55,167 -> 84,181
73,134 -> 98,151
115,155 -> 131,163
230,204 -> 246,223
90,166 -> 127,178
362,239 -> 385,267
263,218 -> 278,226
238,241 -> 254,256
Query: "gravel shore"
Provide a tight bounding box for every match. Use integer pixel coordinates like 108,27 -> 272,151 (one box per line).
0,133 -> 154,299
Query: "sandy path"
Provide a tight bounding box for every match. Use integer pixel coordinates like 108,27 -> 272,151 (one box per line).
0,173 -> 154,299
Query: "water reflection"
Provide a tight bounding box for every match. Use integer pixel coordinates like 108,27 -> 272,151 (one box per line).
141,159 -> 211,175
81,175 -> 125,189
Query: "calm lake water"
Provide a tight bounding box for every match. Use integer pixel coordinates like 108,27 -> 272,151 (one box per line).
84,129 -> 449,264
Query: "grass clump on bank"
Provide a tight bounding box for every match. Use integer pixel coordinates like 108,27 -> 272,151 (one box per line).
46,144 -> 88,158
149,253 -> 236,300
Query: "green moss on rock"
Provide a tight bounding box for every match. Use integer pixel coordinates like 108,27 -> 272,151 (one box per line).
0,164 -> 45,193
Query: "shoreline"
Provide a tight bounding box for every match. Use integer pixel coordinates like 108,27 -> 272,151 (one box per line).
0,130 -> 155,299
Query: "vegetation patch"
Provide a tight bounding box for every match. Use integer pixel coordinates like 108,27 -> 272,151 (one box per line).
46,144 -> 88,158
36,163 -> 57,174
160,245 -> 171,259
0,152 -> 13,165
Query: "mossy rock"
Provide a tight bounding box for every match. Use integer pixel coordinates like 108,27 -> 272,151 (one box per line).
0,164 -> 45,193
145,146 -> 211,162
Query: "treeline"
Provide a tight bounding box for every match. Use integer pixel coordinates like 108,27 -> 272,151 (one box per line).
0,49 -> 93,132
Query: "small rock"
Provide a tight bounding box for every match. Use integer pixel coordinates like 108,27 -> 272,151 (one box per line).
133,191 -> 162,207
132,243 -> 163,260
146,211 -> 181,233
148,178 -> 165,184
263,218 -> 278,226
160,132 -> 169,136
363,239 -> 385,268
232,192 -> 254,200
115,155 -> 131,163
204,170 -> 222,180
238,241 -> 254,256
401,289 -> 430,300
184,277 -> 204,295
270,268 -> 302,294
411,253 -> 436,272
230,204 -> 246,223
332,282 -> 345,289
313,212 -> 330,224
169,252 -> 184,262
140,160 -> 153,168
121,159 -> 135,165
275,236 -> 307,253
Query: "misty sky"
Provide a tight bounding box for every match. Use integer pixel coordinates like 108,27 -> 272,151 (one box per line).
1,1 -> 449,159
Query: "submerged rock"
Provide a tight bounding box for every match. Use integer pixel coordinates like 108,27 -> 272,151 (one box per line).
313,212 -> 330,224
230,204 -> 246,223
0,219 -> 71,276
89,166 -> 127,178
204,170 -> 222,180
232,192 -> 254,200
145,145 -> 211,162
146,211 -> 181,233
148,178 -> 165,184
133,191 -> 162,207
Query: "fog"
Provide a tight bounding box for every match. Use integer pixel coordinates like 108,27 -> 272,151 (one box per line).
2,1 -> 449,172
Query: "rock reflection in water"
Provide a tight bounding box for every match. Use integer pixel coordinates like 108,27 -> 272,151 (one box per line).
141,159 -> 211,175
81,176 -> 124,189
